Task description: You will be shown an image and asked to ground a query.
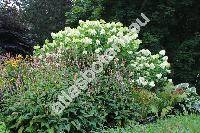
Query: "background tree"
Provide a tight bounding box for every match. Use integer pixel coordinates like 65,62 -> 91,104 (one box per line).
0,0 -> 33,55
20,0 -> 72,45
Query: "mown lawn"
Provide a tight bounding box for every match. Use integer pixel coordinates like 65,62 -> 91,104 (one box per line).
104,114 -> 200,133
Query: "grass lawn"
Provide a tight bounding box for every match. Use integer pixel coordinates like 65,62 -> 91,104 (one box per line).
104,114 -> 200,133
1,115 -> 200,132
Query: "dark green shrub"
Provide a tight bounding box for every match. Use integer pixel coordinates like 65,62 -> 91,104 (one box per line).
173,36 -> 200,94
0,59 -> 140,132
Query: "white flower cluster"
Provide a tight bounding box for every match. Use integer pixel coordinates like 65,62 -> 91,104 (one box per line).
33,20 -> 141,61
129,49 -> 172,89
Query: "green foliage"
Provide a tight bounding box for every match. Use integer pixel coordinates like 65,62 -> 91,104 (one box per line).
130,83 -> 187,120
0,58 -> 139,132
104,114 -> 200,133
173,36 -> 200,94
175,83 -> 200,113
1,60 -> 190,132
0,122 -> 8,133
66,0 -> 105,27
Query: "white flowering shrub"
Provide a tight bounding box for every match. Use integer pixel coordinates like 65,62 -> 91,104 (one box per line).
34,20 -> 172,90
127,49 -> 171,89
3,20 -> 196,133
